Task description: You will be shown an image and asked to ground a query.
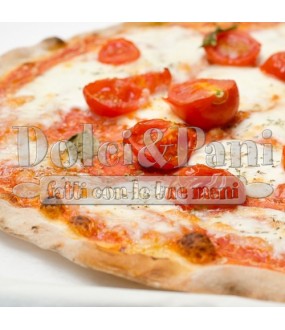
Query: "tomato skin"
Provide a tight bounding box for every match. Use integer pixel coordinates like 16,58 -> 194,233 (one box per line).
204,30 -> 261,66
167,79 -> 239,131
125,119 -> 196,170
275,184 -> 285,200
176,164 -> 233,177
83,69 -> 172,117
260,52 -> 285,82
98,38 -> 140,65
176,164 -> 238,210
83,79 -> 145,117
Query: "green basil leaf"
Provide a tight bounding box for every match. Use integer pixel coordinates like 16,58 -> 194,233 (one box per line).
68,132 -> 99,163
201,25 -> 238,48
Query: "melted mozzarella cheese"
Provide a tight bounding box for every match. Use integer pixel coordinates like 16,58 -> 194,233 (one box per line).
79,204 -> 192,242
117,96 -> 183,128
231,105 -> 285,144
251,24 -> 285,63
193,207 -> 285,257
123,26 -> 205,82
189,139 -> 285,189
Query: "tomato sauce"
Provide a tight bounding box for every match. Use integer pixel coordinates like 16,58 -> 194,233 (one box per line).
213,234 -> 285,272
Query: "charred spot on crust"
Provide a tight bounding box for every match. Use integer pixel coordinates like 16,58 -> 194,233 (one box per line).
224,283 -> 245,296
40,203 -> 65,219
50,243 -> 63,251
43,37 -> 66,51
31,226 -> 39,233
70,215 -> 97,238
177,232 -> 216,264
21,62 -> 36,70
146,22 -> 167,26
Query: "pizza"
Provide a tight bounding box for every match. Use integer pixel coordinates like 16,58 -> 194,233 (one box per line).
1,22 -> 285,303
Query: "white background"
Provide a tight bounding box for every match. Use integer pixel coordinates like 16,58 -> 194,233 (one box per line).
0,23 -> 115,55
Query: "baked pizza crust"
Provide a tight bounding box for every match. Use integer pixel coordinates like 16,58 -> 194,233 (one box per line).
1,198 -> 285,302
0,37 -> 63,76
1,22 -> 285,303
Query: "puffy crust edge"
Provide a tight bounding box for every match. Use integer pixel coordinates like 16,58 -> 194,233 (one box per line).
0,37 -> 65,77
0,24 -> 124,78
1,199 -> 285,303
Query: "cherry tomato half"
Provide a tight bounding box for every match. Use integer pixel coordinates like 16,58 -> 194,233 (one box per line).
203,30 -> 261,66
167,79 -> 239,131
275,183 -> 285,200
83,69 -> 171,117
124,119 -> 197,170
98,38 -> 140,65
260,52 -> 285,82
175,164 -> 239,210
176,164 -> 233,177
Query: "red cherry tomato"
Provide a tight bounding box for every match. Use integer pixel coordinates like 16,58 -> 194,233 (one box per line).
98,38 -> 140,65
175,164 -> 238,210
275,184 -> 285,199
167,79 -> 239,131
125,119 -> 197,170
176,164 -> 233,177
260,52 -> 285,82
203,30 -> 261,66
83,79 -> 144,117
83,69 -> 171,117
